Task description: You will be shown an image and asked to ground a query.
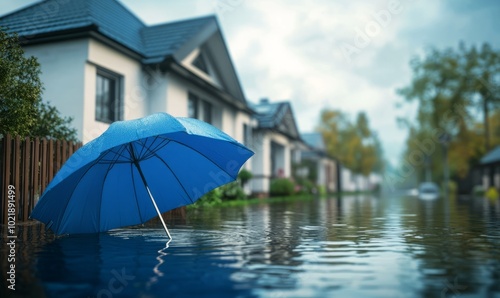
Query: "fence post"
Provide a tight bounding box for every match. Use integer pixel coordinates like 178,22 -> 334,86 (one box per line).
22,137 -> 30,221
1,135 -> 12,225
13,136 -> 21,222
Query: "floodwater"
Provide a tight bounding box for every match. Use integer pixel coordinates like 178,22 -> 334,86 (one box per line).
1,194 -> 500,298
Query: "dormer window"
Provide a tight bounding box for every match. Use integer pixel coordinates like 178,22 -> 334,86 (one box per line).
192,53 -> 209,75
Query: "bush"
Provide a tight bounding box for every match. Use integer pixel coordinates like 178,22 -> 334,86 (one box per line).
485,187 -> 499,200
270,178 -> 295,196
220,181 -> 246,200
295,178 -> 315,194
238,169 -> 253,187
318,185 -> 327,196
194,187 -> 222,207
193,181 -> 247,207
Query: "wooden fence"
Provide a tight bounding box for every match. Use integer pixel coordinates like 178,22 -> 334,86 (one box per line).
1,134 -> 82,225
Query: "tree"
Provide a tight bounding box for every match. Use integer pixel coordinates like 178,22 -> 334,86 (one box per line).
0,29 -> 77,141
318,109 -> 382,180
398,42 -> 500,180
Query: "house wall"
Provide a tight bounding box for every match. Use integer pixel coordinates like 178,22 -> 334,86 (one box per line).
341,167 -> 357,192
251,131 -> 270,193
23,39 -> 89,141
317,157 -> 337,192
85,39 -> 147,142
251,131 -> 295,194
147,69 -> 168,114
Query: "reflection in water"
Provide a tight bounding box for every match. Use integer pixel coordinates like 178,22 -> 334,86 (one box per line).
0,195 -> 499,297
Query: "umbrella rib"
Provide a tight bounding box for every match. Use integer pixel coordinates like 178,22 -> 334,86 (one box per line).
138,137 -> 171,161
165,138 -> 236,179
130,162 -> 144,224
136,136 -> 152,159
100,145 -> 133,162
97,145 -> 129,232
150,152 -> 195,204
131,140 -> 193,203
55,147 -> 122,233
56,159 -> 101,233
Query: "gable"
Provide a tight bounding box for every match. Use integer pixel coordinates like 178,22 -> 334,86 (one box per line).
253,101 -> 301,140
181,47 -> 223,88
277,105 -> 300,139
177,31 -> 246,104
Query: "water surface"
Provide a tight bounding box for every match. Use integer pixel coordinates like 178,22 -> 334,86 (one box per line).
1,195 -> 500,297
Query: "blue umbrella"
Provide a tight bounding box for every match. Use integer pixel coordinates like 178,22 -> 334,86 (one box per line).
31,113 -> 254,238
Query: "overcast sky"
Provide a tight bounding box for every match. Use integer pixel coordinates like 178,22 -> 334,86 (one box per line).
2,0 -> 500,166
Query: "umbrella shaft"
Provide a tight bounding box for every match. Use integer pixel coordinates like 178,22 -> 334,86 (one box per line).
134,160 -> 172,239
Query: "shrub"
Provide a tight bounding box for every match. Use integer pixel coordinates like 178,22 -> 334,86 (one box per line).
485,187 -> 499,200
318,185 -> 327,196
295,178 -> 315,194
270,178 -> 295,196
195,187 -> 222,207
238,169 -> 253,187
220,181 -> 246,200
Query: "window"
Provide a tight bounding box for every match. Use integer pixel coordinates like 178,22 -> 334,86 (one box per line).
188,93 -> 213,124
192,52 -> 209,74
202,100 -> 212,124
96,68 -> 122,123
243,123 -> 250,146
188,93 -> 199,118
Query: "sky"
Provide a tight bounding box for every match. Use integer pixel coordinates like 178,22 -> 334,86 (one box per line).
2,0 -> 500,166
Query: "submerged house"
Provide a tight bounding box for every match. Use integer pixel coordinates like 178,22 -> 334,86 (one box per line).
0,0 -> 254,149
250,99 -> 305,195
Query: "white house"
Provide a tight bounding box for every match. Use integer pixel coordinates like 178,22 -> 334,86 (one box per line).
301,133 -> 338,193
0,0 -> 254,156
249,98 -> 305,195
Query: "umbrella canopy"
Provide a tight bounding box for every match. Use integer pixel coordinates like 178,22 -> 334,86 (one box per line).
31,113 -> 254,236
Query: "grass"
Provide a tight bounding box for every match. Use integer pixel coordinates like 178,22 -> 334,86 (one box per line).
187,191 -> 377,210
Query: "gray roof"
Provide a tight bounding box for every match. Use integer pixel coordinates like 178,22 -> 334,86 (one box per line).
251,99 -> 300,139
302,133 -> 325,150
481,146 -> 500,164
0,0 -> 215,63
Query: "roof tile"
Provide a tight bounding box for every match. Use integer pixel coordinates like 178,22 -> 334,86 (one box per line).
0,0 -> 214,61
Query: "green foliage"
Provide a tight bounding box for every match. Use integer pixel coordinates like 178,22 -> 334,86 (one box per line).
0,29 -> 77,141
485,187 -> 499,200
0,29 -> 41,137
220,181 -> 246,200
270,178 -> 295,196
194,187 -> 222,207
238,169 -> 253,187
398,42 -> 500,180
32,102 -> 78,141
295,177 -> 315,194
293,159 -> 318,183
318,109 -> 384,176
318,185 -> 327,196
193,181 -> 247,207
